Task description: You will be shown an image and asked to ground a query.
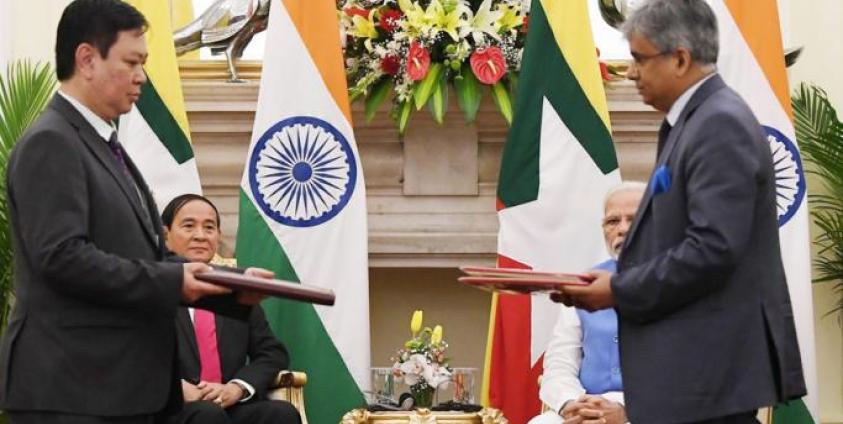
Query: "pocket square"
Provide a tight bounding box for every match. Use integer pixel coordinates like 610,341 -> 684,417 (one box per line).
650,164 -> 672,195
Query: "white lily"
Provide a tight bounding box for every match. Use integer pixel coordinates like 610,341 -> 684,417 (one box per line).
462,0 -> 503,43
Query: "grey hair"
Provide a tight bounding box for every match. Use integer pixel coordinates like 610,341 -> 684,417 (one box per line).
621,0 -> 719,65
604,181 -> 647,209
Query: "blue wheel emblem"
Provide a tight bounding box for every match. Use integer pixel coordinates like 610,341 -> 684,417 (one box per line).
248,116 -> 357,227
764,125 -> 805,227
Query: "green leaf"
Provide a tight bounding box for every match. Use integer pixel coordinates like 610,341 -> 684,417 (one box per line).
427,75 -> 448,125
364,78 -> 392,123
508,72 -> 520,99
413,63 -> 444,110
0,60 -> 56,336
491,81 -> 513,125
397,100 -> 413,136
454,65 -> 481,123
792,82 -> 843,315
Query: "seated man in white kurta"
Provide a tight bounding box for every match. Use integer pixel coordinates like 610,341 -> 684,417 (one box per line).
530,182 -> 645,424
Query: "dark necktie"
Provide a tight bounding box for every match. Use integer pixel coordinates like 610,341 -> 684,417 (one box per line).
107,132 -> 133,179
107,132 -> 154,233
657,119 -> 672,158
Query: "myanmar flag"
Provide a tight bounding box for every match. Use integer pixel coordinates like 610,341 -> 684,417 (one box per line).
119,0 -> 202,208
482,1 -> 620,423
709,1 -> 818,422
236,1 -> 370,424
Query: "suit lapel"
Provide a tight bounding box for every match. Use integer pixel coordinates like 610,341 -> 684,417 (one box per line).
49,95 -> 159,247
620,75 -> 727,258
214,314 -> 227,378
176,308 -> 200,366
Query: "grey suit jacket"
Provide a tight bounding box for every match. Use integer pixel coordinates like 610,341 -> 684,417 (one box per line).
0,95 -> 246,417
611,75 -> 806,423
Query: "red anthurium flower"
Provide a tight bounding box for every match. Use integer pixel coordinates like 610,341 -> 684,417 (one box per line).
596,48 -> 610,81
470,47 -> 507,85
379,9 -> 403,33
381,55 -> 401,75
407,41 -> 431,81
344,6 -> 370,19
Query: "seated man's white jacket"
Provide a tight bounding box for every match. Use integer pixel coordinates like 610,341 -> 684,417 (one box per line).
529,306 -> 624,424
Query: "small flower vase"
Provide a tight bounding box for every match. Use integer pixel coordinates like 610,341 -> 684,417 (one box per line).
410,384 -> 435,408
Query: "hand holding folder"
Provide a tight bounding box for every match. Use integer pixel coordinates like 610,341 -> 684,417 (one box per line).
458,266 -> 593,295
196,270 -> 336,306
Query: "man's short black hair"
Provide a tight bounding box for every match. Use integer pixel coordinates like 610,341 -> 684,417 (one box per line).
55,0 -> 148,81
161,194 -> 222,230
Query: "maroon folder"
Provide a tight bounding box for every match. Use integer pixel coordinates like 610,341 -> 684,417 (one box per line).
196,270 -> 335,306
458,266 -> 592,295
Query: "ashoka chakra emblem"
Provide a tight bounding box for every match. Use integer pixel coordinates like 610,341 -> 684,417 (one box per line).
765,125 -> 805,227
248,116 -> 357,227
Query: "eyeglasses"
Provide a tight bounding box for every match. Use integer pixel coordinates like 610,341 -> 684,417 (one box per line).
629,51 -> 672,66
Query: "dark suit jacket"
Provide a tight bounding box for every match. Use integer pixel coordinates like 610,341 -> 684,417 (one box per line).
0,94 -> 245,417
175,306 -> 288,400
611,75 -> 806,423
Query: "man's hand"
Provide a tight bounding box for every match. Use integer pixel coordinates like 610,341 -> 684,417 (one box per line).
236,267 -> 274,305
551,270 -> 615,312
196,381 -> 245,409
195,381 -> 244,409
182,262 -> 230,303
220,382 -> 245,408
561,395 -> 626,424
181,380 -> 212,403
579,395 -> 626,424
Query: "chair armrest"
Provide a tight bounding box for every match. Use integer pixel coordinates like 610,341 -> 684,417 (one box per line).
275,370 -> 308,388
268,370 -> 309,424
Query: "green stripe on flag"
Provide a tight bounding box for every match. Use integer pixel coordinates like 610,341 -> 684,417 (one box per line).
773,399 -> 814,423
497,0 -> 617,208
135,76 -> 194,164
236,191 -> 366,424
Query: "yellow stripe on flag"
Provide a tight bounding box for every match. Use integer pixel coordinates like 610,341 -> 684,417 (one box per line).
723,0 -> 792,119
539,0 -> 612,133
480,292 -> 499,406
281,0 -> 353,124
128,0 -> 192,141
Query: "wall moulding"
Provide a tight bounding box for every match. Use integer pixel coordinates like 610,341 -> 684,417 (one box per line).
180,61 -> 662,267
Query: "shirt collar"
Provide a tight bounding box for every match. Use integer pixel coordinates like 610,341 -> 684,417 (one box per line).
57,90 -> 115,142
665,73 -> 716,126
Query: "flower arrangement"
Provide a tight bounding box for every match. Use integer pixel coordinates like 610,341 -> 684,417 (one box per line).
391,310 -> 451,407
338,0 -> 530,134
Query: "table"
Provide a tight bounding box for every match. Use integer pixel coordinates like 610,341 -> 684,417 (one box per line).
340,408 -> 508,424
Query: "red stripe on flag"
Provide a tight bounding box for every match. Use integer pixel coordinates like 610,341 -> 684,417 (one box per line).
488,254 -> 542,424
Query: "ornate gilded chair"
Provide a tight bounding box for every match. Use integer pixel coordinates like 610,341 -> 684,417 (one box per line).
270,371 -> 308,424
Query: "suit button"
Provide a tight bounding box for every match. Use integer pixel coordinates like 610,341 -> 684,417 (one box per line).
613,335 -> 619,343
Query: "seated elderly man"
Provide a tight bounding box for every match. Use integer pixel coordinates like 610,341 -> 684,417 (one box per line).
532,182 -> 645,424
160,194 -> 301,424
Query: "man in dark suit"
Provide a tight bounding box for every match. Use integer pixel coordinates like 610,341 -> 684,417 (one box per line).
159,194 -> 300,424
557,1 -> 807,423
0,1 -> 266,423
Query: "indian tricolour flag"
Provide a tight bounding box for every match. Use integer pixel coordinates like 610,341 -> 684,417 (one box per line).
236,1 -> 369,424
119,0 -> 202,208
481,1 -> 620,423
709,1 -> 818,422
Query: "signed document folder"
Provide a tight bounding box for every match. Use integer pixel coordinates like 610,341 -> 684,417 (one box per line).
458,266 -> 592,295
197,270 -> 336,306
